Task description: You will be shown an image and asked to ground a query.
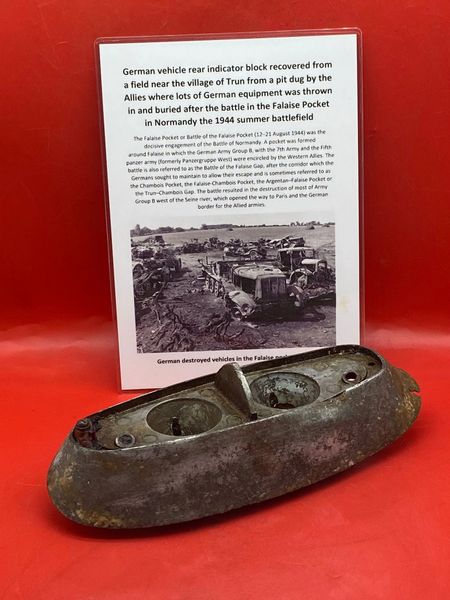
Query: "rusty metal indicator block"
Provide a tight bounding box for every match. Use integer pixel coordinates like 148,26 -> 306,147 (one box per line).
48,346 -> 420,528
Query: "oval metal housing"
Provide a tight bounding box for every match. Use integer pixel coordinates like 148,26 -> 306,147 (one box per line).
47,345 -> 420,528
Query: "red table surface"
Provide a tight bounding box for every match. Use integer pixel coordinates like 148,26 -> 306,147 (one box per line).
1,0 -> 449,598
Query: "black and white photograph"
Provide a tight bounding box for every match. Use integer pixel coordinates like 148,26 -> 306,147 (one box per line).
131,212 -> 336,353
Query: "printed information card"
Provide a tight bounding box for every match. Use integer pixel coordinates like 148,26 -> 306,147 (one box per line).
97,31 -> 361,389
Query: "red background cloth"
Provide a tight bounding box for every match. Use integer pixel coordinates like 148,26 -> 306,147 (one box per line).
1,1 -> 449,598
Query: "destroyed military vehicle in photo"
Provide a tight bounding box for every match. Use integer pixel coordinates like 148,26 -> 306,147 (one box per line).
130,219 -> 336,353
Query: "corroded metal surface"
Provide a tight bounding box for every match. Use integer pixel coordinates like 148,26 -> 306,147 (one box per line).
47,345 -> 420,528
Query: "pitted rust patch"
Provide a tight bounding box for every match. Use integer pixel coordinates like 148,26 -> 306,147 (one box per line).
74,508 -> 128,529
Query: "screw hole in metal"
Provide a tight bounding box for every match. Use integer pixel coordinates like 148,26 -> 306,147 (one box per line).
115,433 -> 136,448
75,418 -> 91,431
342,371 -> 359,384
